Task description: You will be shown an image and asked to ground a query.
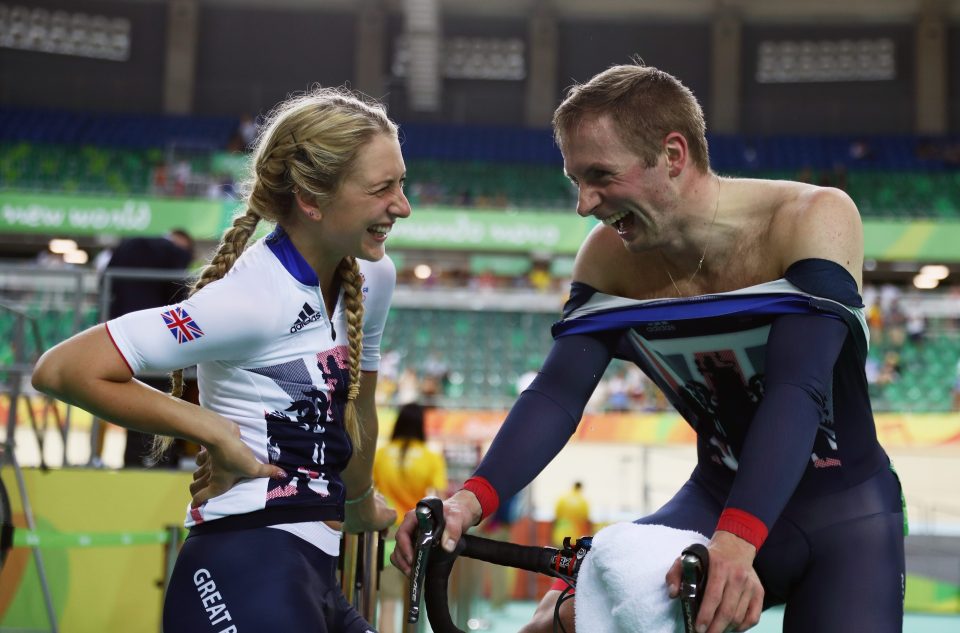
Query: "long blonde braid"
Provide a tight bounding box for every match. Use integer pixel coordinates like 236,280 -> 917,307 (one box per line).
338,256 -> 365,449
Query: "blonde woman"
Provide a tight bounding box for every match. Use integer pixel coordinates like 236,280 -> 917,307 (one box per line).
32,87 -> 408,632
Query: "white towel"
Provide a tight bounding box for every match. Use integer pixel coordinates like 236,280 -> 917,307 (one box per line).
574,522 -> 709,633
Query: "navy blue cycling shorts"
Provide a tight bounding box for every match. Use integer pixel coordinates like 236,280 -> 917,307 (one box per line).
163,527 -> 375,633
639,467 -> 905,633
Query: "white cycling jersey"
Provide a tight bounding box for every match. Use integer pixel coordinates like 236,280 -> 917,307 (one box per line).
107,227 -> 394,533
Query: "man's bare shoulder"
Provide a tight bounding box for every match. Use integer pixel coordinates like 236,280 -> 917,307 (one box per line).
571,224 -> 647,296
767,181 -> 864,286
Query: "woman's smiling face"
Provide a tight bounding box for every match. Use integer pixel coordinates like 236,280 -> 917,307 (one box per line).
318,132 -> 411,262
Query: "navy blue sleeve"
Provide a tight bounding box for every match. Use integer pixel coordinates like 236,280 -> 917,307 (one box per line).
784,258 -> 862,307
472,330 -> 619,503
561,282 -> 599,317
723,312 -> 849,534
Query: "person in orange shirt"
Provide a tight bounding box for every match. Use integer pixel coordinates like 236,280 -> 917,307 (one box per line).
373,402 -> 448,632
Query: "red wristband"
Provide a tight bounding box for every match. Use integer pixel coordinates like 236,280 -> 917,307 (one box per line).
461,476 -> 499,523
716,508 -> 768,551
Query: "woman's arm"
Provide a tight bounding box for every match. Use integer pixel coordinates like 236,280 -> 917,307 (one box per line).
34,325 -> 283,501
33,325 -> 230,445
342,370 -> 397,532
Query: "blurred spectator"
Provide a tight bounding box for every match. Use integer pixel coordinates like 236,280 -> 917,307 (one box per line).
877,351 -> 902,386
625,365 -> 649,409
375,349 -> 402,405
905,310 -> 926,345
172,160 -> 192,197
915,139 -> 960,166
605,368 -> 631,412
865,355 -> 881,387
863,285 -> 884,342
796,166 -> 815,184
373,403 -> 447,522
238,113 -> 257,150
411,179 -> 444,206
816,164 -> 848,191
455,188 -> 474,207
103,229 -> 195,468
471,268 -> 498,291
552,481 -> 591,548
884,305 -> 907,348
151,162 -> 168,193
528,259 -> 553,292
420,351 -> 450,402
848,139 -> 873,162
206,173 -> 237,200
879,283 -> 902,315
395,366 -> 420,405
831,164 -> 848,191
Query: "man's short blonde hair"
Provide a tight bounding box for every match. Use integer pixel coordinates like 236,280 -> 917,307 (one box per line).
553,64 -> 710,172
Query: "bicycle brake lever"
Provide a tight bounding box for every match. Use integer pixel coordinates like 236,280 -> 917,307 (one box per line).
407,496 -> 445,623
678,543 -> 710,633
548,535 -> 593,586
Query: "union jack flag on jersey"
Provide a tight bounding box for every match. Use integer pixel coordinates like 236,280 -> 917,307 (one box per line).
161,306 -> 204,344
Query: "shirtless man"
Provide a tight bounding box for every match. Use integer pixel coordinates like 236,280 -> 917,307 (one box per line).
393,64 -> 904,633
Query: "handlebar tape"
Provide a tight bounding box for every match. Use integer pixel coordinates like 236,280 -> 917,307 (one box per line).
423,536 -> 560,633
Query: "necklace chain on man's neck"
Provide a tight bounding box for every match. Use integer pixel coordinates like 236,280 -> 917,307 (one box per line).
665,175 -> 721,298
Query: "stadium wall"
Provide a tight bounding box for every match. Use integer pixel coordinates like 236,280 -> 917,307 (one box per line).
2,2 -> 952,135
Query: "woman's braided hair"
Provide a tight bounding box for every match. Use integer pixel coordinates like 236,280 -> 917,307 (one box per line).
155,87 -> 397,459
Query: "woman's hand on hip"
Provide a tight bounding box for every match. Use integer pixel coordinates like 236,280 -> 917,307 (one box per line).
189,423 -> 285,508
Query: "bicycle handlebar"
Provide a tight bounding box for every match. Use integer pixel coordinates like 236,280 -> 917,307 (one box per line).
406,497 -> 708,633
679,543 -> 710,632
407,497 -> 590,633
423,533 -> 589,633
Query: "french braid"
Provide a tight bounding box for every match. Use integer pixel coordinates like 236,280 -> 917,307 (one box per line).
338,256 -> 365,449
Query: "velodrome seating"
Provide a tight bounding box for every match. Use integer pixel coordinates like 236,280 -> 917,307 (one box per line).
2,107 -> 958,411
3,304 -> 955,412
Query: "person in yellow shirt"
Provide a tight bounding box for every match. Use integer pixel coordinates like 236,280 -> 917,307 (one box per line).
374,402 -> 448,519
552,481 -> 591,547
373,402 -> 448,632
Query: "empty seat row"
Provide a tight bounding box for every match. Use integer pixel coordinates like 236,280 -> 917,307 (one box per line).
3,106 -> 960,171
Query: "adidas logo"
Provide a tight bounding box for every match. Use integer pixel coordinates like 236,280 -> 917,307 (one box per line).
290,302 -> 323,333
